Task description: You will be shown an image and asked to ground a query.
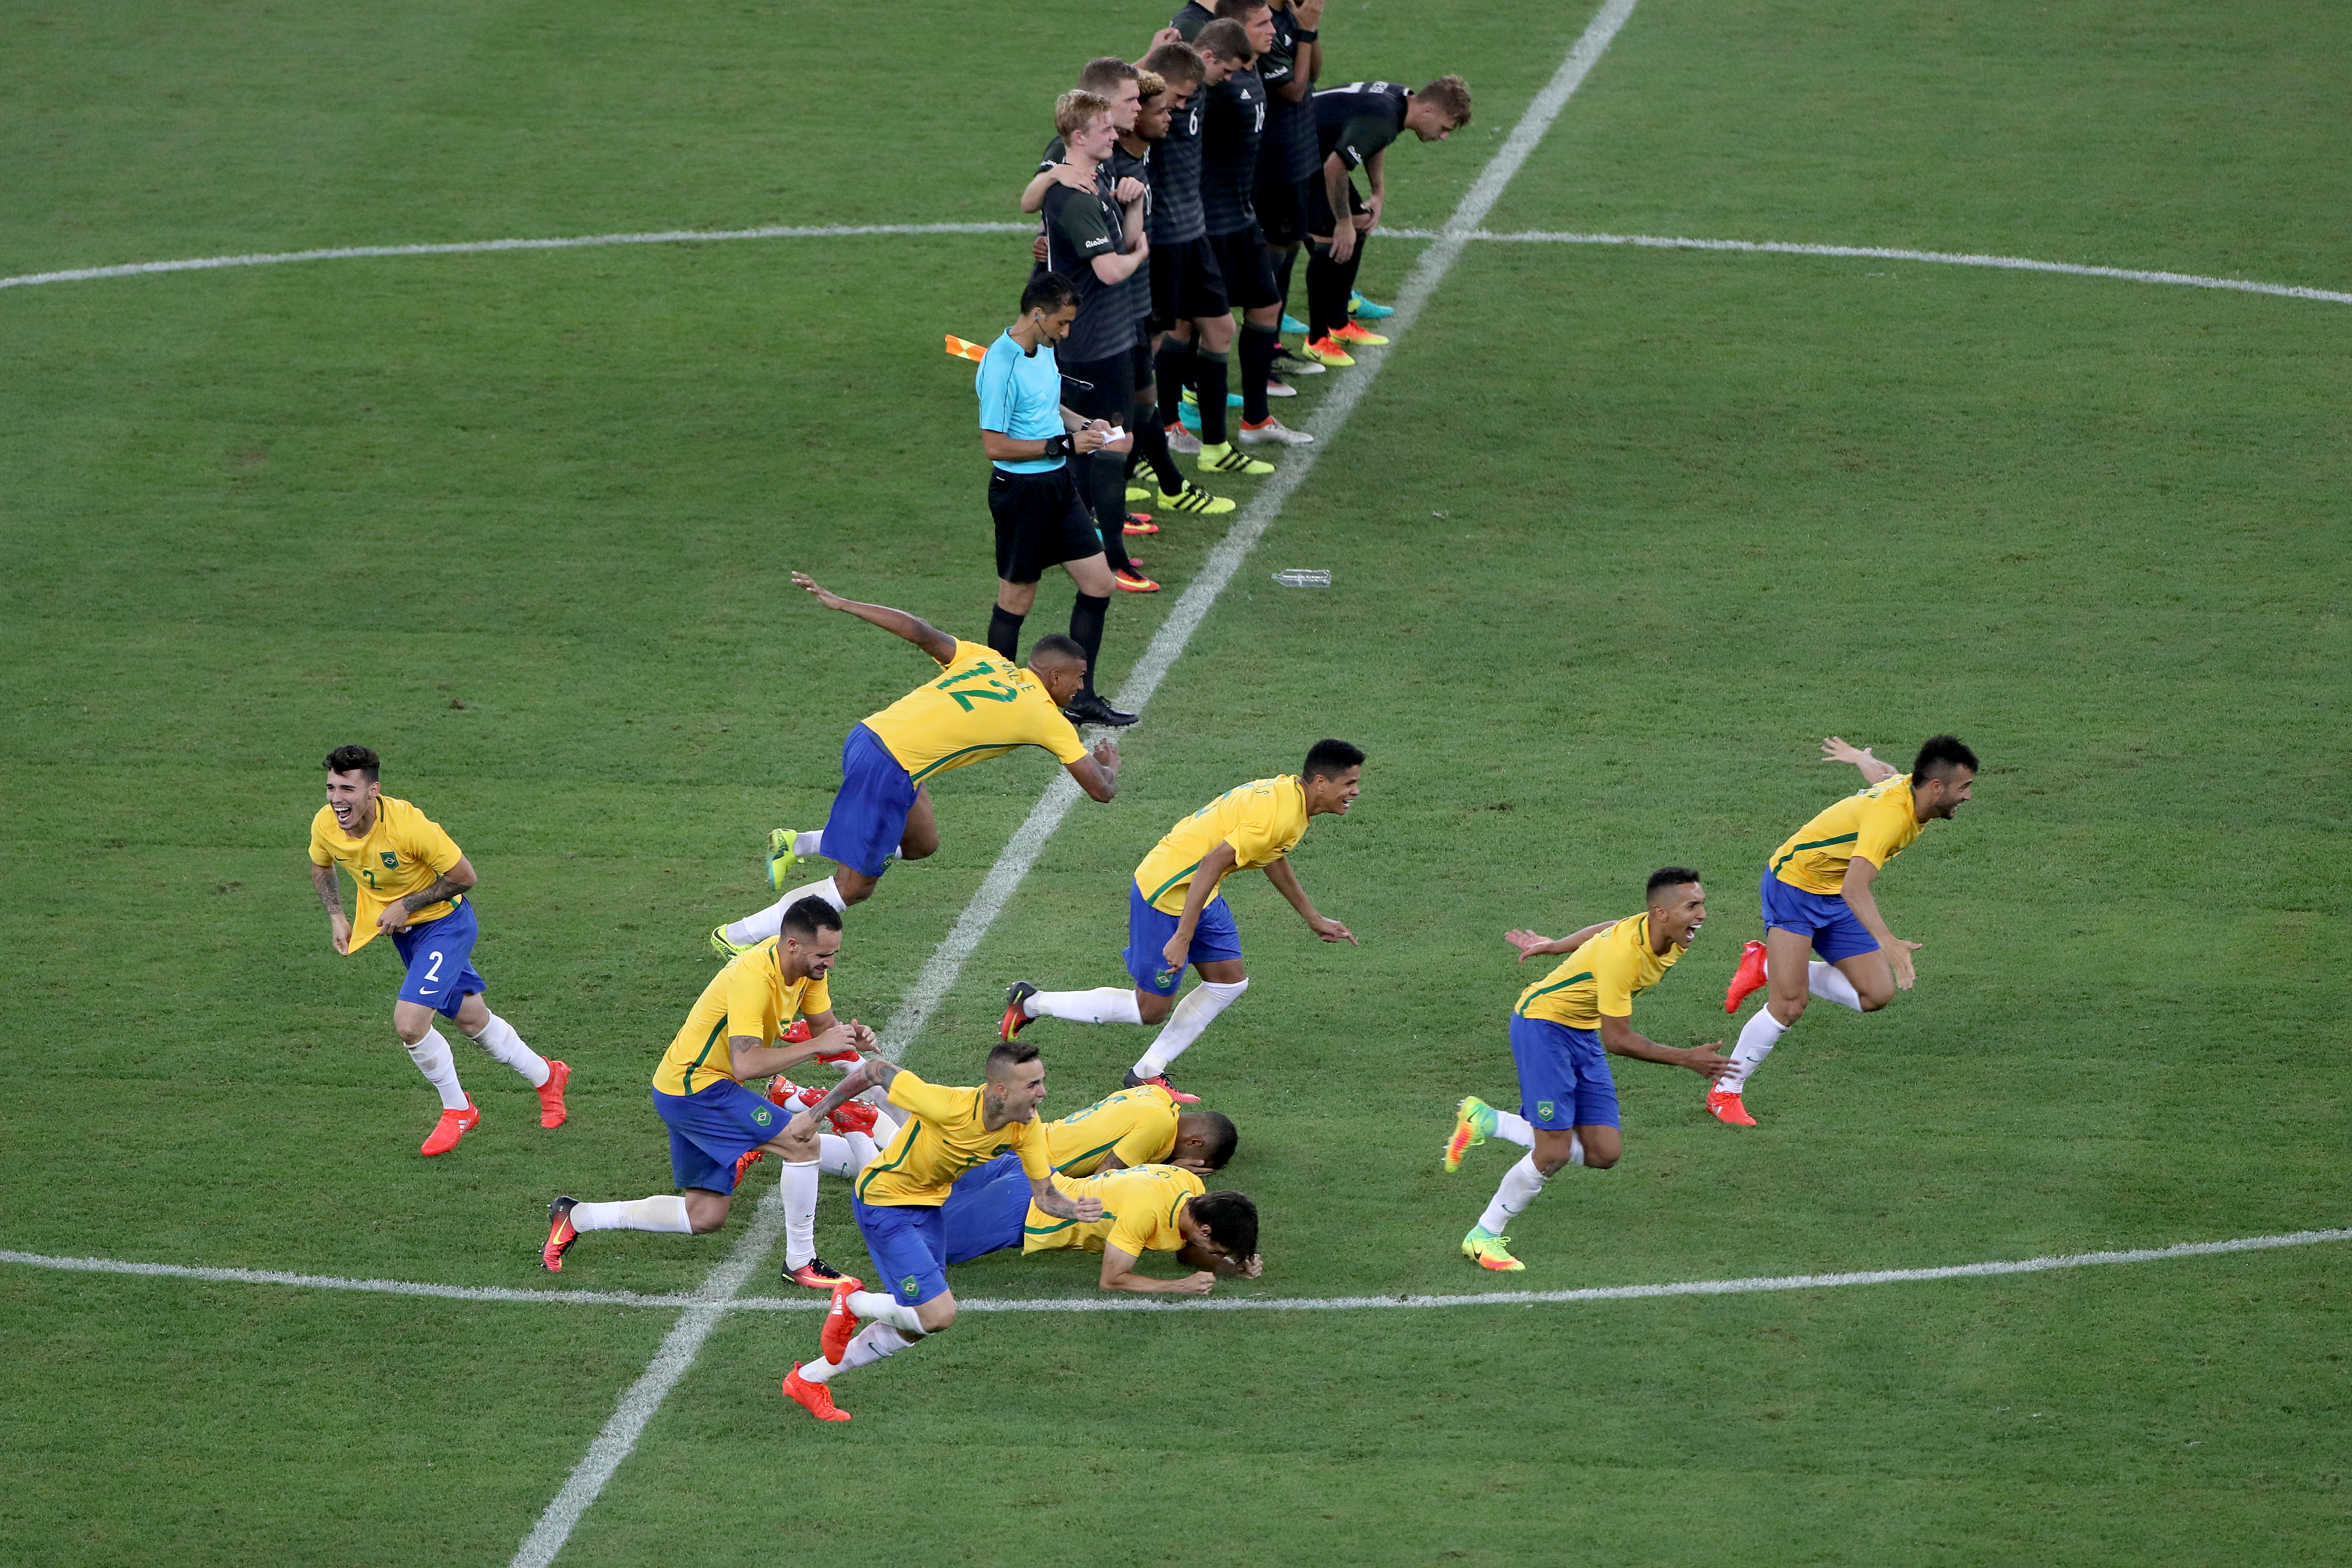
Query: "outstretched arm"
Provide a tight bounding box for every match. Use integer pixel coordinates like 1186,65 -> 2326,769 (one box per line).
1597,1014 -> 1732,1081
1823,735 -> 1898,784
1029,1172 -> 1105,1222
1066,738 -> 1121,802
1503,922 -> 1612,963
792,573 -> 957,664
1264,857 -> 1355,945
783,1051 -> 894,1142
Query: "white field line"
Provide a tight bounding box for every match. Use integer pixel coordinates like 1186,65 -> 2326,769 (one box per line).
8,1225 -> 2346,1315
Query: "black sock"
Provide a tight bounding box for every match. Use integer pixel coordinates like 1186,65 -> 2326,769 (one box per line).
1240,323 -> 1279,424
1154,340 -> 1193,434
1307,243 -> 1348,342
1084,453 -> 1134,573
1132,404 -> 1185,493
1068,592 -> 1109,699
1194,345 -> 1229,446
986,605 -> 1025,662
1272,245 -> 1299,316
1340,237 -> 1367,318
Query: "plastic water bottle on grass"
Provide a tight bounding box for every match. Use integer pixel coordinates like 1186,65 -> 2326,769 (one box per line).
1271,568 -> 1331,587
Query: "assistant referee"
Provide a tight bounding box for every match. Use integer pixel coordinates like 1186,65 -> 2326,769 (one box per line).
974,271 -> 1139,729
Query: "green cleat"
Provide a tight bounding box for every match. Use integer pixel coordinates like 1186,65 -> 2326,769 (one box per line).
710,923 -> 752,961
1443,1094 -> 1499,1172
766,827 -> 801,892
1462,1225 -> 1525,1272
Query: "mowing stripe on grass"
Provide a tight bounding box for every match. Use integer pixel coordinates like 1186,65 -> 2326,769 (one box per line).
8,1225 -> 2346,1314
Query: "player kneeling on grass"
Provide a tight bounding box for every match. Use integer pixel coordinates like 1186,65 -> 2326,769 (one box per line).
1446,869 -> 1732,1272
942,1154 -> 1260,1292
542,897 -> 870,1287
778,1041 -> 1101,1423
305,744 -> 567,1157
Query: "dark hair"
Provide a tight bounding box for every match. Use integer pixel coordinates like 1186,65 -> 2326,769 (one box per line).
1302,738 -> 1365,781
1192,1109 -> 1239,1170
1646,866 -> 1702,899
1195,17 -> 1253,62
1077,55 -> 1139,96
1139,40 -> 1204,86
1029,632 -> 1087,665
779,896 -> 842,943
323,744 -> 380,782
1213,0 -> 1270,16
1188,1191 -> 1258,1258
1022,271 -> 1079,314
1912,735 -> 1979,783
986,1038 -> 1042,1077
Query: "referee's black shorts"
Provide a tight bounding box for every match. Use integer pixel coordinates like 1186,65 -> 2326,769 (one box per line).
1307,177 -> 1369,240
1147,236 -> 1231,331
989,463 -> 1103,583
1256,173 -> 1313,248
1206,225 -> 1281,310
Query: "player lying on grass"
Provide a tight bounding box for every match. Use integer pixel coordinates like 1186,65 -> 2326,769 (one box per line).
1446,868 -> 1733,1272
713,573 -> 1122,949
778,1041 -> 1100,1423
1711,735 -> 1978,1126
542,897 -> 868,1286
940,1153 -> 1261,1292
305,744 -> 567,1157
1000,739 -> 1363,1102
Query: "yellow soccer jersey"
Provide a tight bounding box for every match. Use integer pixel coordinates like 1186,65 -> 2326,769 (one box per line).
855,1069 -> 1052,1207
1021,1163 -> 1204,1257
858,639 -> 1090,785
1514,913 -> 1682,1030
1133,775 -> 1311,915
307,796 -> 465,953
651,941 -> 833,1096
1045,1084 -> 1179,1176
1770,773 -> 1926,895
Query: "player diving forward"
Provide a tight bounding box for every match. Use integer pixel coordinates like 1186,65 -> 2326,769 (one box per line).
542,897 -> 867,1287
1710,735 -> 1979,1125
305,744 -> 567,1156
1447,868 -> 1732,1272
942,1155 -> 1261,1292
1000,740 -> 1363,1102
714,573 -> 1122,952
778,1041 -> 1101,1423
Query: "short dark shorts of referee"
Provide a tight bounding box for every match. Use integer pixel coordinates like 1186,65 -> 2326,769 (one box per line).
1307,178 -> 1369,239
988,463 -> 1103,584
1207,226 -> 1281,310
1147,236 -> 1231,332
1256,173 -> 1313,248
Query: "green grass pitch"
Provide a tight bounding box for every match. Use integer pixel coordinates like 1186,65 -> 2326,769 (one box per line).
3,1 -> 2348,1563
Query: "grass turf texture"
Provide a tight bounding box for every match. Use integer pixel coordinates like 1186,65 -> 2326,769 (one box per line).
3,0 -> 2348,1563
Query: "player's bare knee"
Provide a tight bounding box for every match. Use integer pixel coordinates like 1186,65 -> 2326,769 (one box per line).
1581,1148 -> 1621,1171
1138,993 -> 1175,1025
916,1299 -> 957,1334
1768,994 -> 1808,1026
1858,991 -> 1892,1013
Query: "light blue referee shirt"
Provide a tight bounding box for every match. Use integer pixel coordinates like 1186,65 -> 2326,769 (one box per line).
975,330 -> 1067,475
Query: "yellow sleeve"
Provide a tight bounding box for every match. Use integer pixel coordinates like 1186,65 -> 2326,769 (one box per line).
723,962 -> 775,1043
1105,1207 -> 1158,1259
1111,1105 -> 1177,1167
797,974 -> 833,1020
1014,1116 -> 1052,1180
307,816 -> 335,868
1030,700 -> 1090,766
1591,937 -> 1640,1018
398,810 -> 464,875
885,1070 -> 967,1124
1222,793 -> 1287,865
1852,794 -> 1912,868
945,638 -> 994,670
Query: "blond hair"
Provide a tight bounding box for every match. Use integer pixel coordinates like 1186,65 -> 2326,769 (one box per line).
1418,75 -> 1473,126
1054,88 -> 1115,141
1135,69 -> 1167,101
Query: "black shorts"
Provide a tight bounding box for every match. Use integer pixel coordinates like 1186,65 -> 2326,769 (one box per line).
989,464 -> 1102,583
1206,226 -> 1280,310
1255,173 -> 1313,248
1307,177 -> 1369,240
1054,351 -> 1130,425
1147,236 -> 1229,331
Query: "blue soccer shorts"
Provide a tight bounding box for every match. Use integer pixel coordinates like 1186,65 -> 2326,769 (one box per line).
1122,882 -> 1244,996
940,1153 -> 1030,1265
1508,1014 -> 1621,1131
1759,870 -> 1882,963
391,900 -> 487,1020
854,1197 -> 952,1306
651,1080 -> 789,1194
820,723 -> 919,879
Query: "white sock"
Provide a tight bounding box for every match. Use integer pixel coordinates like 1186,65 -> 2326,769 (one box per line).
793,829 -> 825,859
1477,1154 -> 1550,1234
866,1105 -> 900,1144
845,1290 -> 926,1335
404,1029 -> 469,1110
780,1158 -> 819,1269
1719,1008 -> 1790,1094
1493,1109 -> 1536,1147
464,1011 -> 550,1086
1028,986 -> 1143,1025
799,1321 -> 912,1384
816,1131 -> 879,1179
1807,961 -> 1864,1012
722,876 -> 848,947
1133,978 -> 1249,1077
571,1195 -> 693,1234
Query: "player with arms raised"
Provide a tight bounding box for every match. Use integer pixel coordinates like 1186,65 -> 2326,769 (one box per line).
305,744 -> 566,1156
1711,735 -> 1980,1124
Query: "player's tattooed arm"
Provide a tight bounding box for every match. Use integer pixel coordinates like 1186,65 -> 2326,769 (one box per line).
781,1047 -> 888,1142
790,572 -> 957,664
310,861 -> 352,953
1823,735 -> 1899,784
376,857 -> 477,934
1031,1174 -> 1105,1223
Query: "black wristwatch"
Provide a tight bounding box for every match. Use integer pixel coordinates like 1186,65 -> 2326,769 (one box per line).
1042,433 -> 1075,458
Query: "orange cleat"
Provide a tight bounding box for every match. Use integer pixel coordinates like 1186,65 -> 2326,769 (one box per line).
1725,940 -> 1769,1013
1329,320 -> 1390,347
1123,514 -> 1159,536
542,1196 -> 580,1271
536,1059 -> 571,1128
1000,981 -> 1038,1041
1113,568 -> 1161,594
1122,1068 -> 1199,1105
420,1099 -> 480,1156
821,1278 -> 862,1363
1706,1089 -> 1757,1127
785,1259 -> 858,1290
783,1364 -> 852,1422
733,1148 -> 764,1185
1302,336 -> 1356,368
